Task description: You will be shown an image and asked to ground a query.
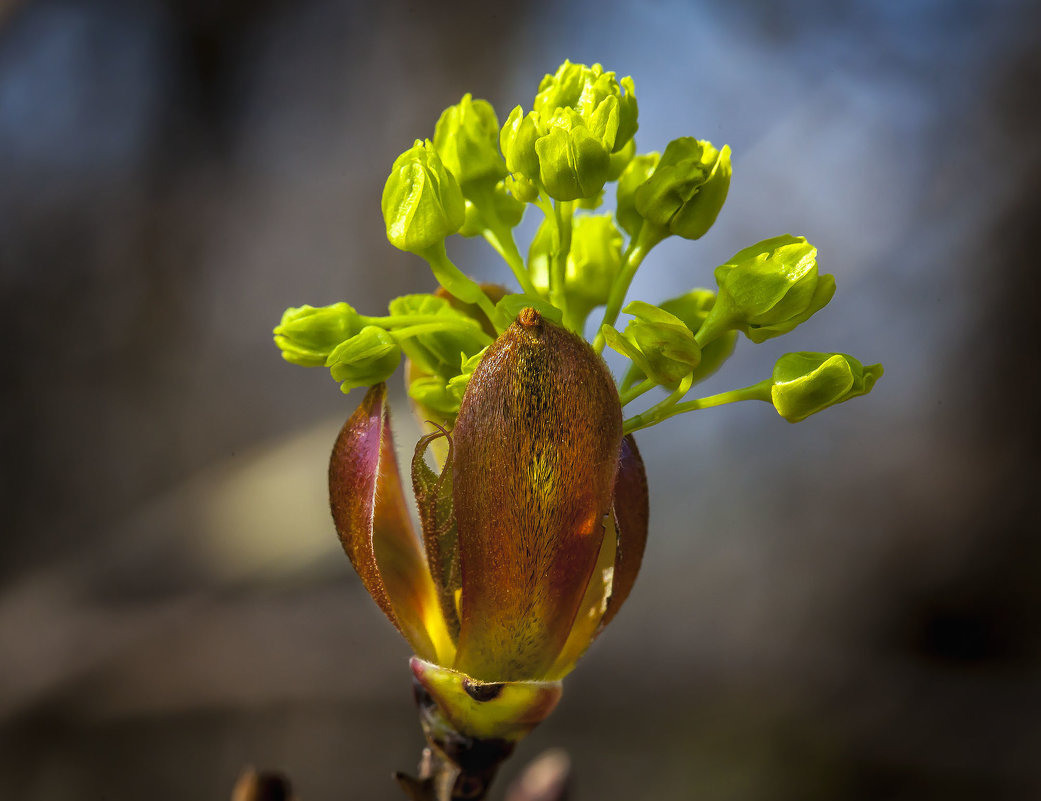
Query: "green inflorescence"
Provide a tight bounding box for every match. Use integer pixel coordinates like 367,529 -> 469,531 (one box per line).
273,59 -> 882,431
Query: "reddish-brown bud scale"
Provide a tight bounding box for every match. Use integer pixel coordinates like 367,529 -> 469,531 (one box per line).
451,309 -> 623,681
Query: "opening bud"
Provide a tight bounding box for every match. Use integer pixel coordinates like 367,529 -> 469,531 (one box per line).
533,61 -> 638,153
634,137 -> 731,240
602,301 -> 702,389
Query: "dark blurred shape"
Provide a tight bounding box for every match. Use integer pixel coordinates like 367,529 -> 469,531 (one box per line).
231,767 -> 295,801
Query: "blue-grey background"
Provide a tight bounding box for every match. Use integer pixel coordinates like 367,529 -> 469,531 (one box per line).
2,0 -> 1039,798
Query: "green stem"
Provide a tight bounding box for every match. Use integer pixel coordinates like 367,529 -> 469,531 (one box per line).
420,242 -> 502,332
389,323 -> 493,345
551,200 -> 574,328
365,314 -> 485,329
618,376 -> 657,407
623,379 -> 773,434
468,184 -> 541,299
481,228 -> 540,297
592,223 -> 667,354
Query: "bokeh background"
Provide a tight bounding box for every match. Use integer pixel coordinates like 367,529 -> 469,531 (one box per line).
2,0 -> 1040,798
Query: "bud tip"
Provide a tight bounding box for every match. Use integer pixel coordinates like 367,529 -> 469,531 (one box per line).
518,307 -> 542,329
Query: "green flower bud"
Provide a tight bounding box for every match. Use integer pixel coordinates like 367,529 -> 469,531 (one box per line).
433,94 -> 507,190
700,235 -> 835,344
658,290 -> 736,383
326,326 -> 402,393
634,138 -> 731,240
533,61 -> 638,153
568,214 -> 623,308
603,301 -> 701,388
528,214 -> 622,322
274,302 -> 363,367
535,111 -> 610,201
458,181 -> 525,237
500,106 -> 541,179
615,152 -> 659,238
770,352 -> 883,422
382,139 -> 465,253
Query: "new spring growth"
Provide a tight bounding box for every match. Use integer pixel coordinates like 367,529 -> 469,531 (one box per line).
634,137 -> 731,241
501,61 -> 638,201
696,235 -> 836,346
274,303 -> 363,367
274,58 -> 883,767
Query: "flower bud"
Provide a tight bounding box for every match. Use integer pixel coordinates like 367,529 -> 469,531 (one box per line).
770,352 -> 883,422
534,111 -> 611,201
615,152 -> 659,238
433,94 -> 507,190
602,301 -> 701,389
700,235 -> 835,344
500,106 -> 542,179
528,214 -> 622,322
326,326 -> 402,393
634,137 -> 731,240
657,289 -> 736,383
273,302 -> 363,367
533,61 -> 638,153
382,139 -> 465,253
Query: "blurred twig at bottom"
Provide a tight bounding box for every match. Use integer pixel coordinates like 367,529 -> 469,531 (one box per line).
231,750 -> 569,801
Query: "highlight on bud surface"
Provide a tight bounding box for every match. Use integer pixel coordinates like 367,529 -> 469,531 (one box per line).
329,310 -> 648,738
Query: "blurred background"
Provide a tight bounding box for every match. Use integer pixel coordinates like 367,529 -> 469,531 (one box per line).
2,0 -> 1040,798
